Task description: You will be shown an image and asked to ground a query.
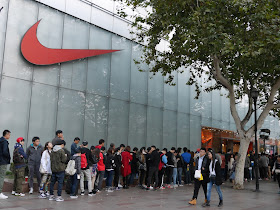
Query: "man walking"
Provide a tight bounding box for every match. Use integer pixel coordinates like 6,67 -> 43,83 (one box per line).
26,136 -> 43,194
0,130 -> 11,199
189,148 -> 210,205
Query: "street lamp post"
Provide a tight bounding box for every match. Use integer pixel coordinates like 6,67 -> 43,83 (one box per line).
251,88 -> 259,191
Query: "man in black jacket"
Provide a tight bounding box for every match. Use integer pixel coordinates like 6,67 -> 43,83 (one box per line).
165,147 -> 176,187
189,148 -> 210,205
146,146 -> 160,190
0,130 -> 11,199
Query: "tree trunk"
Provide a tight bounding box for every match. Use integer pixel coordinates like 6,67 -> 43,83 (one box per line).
234,137 -> 251,189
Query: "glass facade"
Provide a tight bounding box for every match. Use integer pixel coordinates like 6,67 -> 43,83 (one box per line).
0,0 -> 279,153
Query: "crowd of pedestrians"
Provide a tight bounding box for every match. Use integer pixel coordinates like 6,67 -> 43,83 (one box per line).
0,129 -> 280,206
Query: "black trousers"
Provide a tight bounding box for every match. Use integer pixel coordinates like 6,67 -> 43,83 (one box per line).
224,165 -> 228,181
277,174 -> 280,188
166,167 -> 173,184
147,167 -> 159,188
193,179 -> 207,200
113,166 -> 120,187
158,168 -> 165,187
244,168 -> 250,179
139,169 -> 146,186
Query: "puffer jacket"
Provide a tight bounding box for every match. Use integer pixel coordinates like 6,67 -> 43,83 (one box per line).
50,145 -> 67,173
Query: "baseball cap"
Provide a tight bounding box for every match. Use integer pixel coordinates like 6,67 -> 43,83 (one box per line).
16,137 -> 24,143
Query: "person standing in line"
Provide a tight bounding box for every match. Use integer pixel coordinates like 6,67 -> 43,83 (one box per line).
129,147 -> 139,186
272,155 -> 280,194
189,148 -> 210,205
182,147 -> 192,185
90,146 -> 100,193
146,146 -> 160,190
224,149 -> 232,181
52,130 -> 64,146
69,150 -> 81,199
165,147 -> 176,188
12,137 -> 27,197
113,147 -> 122,190
137,147 -> 147,189
79,141 -> 94,196
26,136 -> 43,194
203,150 -> 223,207
39,142 -> 53,198
121,146 -> 133,189
172,150 -> 178,188
105,147 -> 115,192
158,148 -> 167,189
71,137 -> 80,156
95,147 -> 106,193
244,154 -> 250,182
49,140 -> 67,202
176,148 -> 184,186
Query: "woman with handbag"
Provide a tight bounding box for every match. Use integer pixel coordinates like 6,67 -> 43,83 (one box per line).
272,155 -> 280,194
203,150 -> 223,207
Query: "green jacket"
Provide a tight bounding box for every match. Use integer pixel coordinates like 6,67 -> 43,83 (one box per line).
50,145 -> 67,173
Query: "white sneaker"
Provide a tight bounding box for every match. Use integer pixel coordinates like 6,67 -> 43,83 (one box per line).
0,193 -> 8,199
118,184 -> 123,188
107,188 -> 114,193
179,184 -> 184,187
29,188 -> 33,194
48,195 -> 56,201
173,184 -> 178,188
45,191 -> 50,197
39,193 -> 47,199
70,195 -> 78,199
149,186 -> 153,190
56,196 -> 64,202
11,191 -> 16,195
15,193 -> 25,197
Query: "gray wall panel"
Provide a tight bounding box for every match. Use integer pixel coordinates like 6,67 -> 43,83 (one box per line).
146,107 -> 163,148
163,110 -> 177,149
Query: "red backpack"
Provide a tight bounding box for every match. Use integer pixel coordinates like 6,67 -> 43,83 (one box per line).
81,153 -> 88,169
158,153 -> 165,171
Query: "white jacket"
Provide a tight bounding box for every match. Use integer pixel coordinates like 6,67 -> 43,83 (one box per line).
40,150 -> 52,174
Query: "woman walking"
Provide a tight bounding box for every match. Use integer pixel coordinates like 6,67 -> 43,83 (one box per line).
272,155 -> 280,194
203,150 -> 223,207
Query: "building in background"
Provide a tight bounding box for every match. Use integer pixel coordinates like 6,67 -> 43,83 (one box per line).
0,0 -> 279,154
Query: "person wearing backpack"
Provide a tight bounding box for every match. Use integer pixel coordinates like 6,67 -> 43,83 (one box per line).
12,137 -> 27,197
90,147 -> 100,193
26,136 -> 43,194
68,150 -> 81,199
49,140 -> 67,202
158,148 -> 167,189
39,142 -> 52,199
79,141 -> 94,196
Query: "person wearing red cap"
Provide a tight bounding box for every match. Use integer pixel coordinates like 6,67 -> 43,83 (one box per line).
12,137 -> 27,197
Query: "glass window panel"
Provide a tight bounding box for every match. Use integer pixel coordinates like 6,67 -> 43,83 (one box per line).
202,117 -> 212,127
221,88 -> 230,123
91,7 -> 114,32
212,120 -> 221,129
87,26 -> 112,96
108,99 -> 129,147
128,103 -> 147,148
148,72 -> 164,108
0,76 -> 31,148
164,72 -> 178,111
57,89 -> 85,143
84,94 -> 108,146
178,70 -> 190,113
2,0 -> 38,80
33,5 -> 64,86
60,16 -> 89,91
110,35 -> 131,101
201,73 -> 212,119
189,115 -> 201,151
147,107 -> 163,148
28,83 -> 58,145
177,113 -> 190,149
163,110 -> 177,149
211,82 -> 221,121
130,44 -> 148,105
190,77 -> 202,116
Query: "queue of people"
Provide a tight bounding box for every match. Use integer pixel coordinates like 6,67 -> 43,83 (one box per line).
0,129 -> 280,205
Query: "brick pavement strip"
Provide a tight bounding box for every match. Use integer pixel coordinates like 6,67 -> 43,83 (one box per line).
0,181 -> 279,210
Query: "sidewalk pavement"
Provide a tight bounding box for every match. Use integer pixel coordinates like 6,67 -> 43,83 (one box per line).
0,180 -> 279,210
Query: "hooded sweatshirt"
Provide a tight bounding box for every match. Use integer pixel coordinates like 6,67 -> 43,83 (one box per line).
40,150 -> 52,174
50,145 -> 67,173
13,143 -> 27,169
0,136 -> 11,165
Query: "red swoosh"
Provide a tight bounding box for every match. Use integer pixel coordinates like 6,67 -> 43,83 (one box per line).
21,20 -> 119,65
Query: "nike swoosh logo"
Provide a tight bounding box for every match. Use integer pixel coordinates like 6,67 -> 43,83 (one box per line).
21,20 -> 119,65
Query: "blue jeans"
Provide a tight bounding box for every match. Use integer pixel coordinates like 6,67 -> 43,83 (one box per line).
207,179 -> 223,201
129,173 -> 137,185
50,171 -> 65,196
105,170 -> 114,187
70,173 -> 78,196
177,168 -> 183,184
173,168 -> 177,185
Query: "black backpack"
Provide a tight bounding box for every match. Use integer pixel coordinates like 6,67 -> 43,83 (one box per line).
13,148 -> 23,164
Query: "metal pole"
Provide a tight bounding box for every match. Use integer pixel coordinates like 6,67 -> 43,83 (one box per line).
254,98 -> 259,191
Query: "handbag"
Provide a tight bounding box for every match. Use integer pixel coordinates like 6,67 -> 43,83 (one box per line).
194,170 -> 201,179
275,169 -> 280,174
